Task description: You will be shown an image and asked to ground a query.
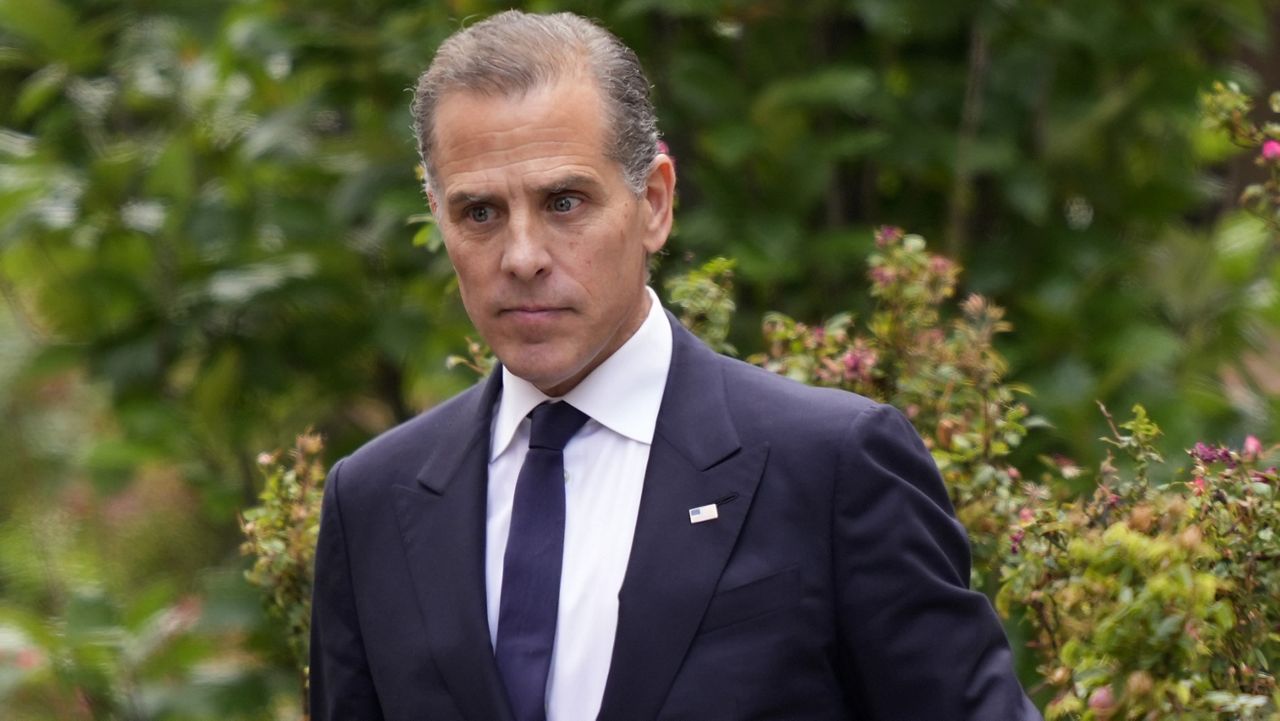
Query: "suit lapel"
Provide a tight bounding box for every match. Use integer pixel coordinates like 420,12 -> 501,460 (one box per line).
392,371 -> 514,721
596,318 -> 768,721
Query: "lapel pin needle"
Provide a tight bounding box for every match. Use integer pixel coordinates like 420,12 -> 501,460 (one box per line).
688,503 -> 719,524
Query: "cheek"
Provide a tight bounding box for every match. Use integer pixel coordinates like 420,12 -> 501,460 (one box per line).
443,247 -> 487,308
445,237 -> 490,279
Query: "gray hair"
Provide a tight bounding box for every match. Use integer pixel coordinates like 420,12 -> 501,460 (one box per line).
411,10 -> 660,194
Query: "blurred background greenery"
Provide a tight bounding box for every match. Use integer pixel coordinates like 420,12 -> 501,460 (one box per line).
2,0 -> 1278,717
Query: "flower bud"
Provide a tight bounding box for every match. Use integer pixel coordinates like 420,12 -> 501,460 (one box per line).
1243,435 -> 1262,461
1178,525 -> 1203,550
1128,505 -> 1154,533
1125,670 -> 1153,696
1088,686 -> 1116,717
298,433 -> 324,456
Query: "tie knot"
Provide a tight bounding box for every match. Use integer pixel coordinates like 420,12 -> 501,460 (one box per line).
528,402 -> 589,451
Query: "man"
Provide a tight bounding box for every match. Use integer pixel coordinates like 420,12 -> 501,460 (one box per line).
310,10 -> 1041,721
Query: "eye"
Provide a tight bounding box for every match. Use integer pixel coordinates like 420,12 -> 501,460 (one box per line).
549,195 -> 582,213
466,205 -> 493,223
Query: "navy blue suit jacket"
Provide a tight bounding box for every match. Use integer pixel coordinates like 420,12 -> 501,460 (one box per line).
310,313 -> 1041,720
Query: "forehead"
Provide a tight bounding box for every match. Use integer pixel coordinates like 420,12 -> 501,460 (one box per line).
430,76 -> 619,191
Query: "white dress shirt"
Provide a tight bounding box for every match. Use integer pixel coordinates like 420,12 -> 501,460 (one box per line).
485,287 -> 673,721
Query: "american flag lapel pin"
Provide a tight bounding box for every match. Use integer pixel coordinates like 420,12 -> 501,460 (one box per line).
688,503 -> 719,524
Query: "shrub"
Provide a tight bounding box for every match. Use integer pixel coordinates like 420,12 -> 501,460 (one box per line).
999,405 -> 1279,719
748,226 -> 1034,586
1201,82 -> 1280,238
239,429 -> 327,711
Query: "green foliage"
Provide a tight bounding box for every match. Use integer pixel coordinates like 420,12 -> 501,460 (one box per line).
999,408 -> 1280,720
0,0 -> 475,517
239,431 -> 326,681
2,0 -> 1274,511
610,0 -> 1277,471
664,255 -> 737,355
445,336 -> 497,378
2,0 -> 1279,718
751,226 -> 1033,585
0,496 -> 291,720
1202,80 -> 1280,237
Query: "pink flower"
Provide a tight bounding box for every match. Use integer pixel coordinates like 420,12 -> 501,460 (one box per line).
1263,140 -> 1280,162
841,343 -> 878,384
1088,686 -> 1115,714
1019,507 -> 1035,523
1192,442 -> 1231,464
1009,529 -> 1025,555
869,266 -> 896,287
874,226 -> 904,248
1191,476 -> 1207,495
1243,435 -> 1262,461
16,648 -> 42,670
928,255 -> 954,277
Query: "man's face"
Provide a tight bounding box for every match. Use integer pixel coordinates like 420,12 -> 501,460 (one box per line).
429,72 -> 675,397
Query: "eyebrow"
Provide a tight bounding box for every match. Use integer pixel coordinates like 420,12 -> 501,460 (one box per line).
443,173 -> 604,210
533,173 -> 602,196
444,190 -> 494,210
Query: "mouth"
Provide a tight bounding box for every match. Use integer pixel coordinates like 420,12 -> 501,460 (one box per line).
500,306 -> 571,321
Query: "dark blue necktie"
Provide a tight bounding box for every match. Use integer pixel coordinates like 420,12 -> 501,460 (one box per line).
495,401 -> 589,721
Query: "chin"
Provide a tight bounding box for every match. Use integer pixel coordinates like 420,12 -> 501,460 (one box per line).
497,351 -> 576,389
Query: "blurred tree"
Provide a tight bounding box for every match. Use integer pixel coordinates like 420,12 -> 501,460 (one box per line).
0,0 -> 479,516
2,0 -> 1280,716
595,0 -> 1278,466
2,0 -> 1276,509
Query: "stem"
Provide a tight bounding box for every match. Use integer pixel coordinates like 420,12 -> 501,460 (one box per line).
945,19 -> 990,258
1035,597 -> 1062,659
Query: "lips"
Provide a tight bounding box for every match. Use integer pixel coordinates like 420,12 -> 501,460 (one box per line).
499,306 -> 572,326
502,305 -> 568,314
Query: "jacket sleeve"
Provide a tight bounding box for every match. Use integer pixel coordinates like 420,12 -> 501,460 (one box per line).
832,403 -> 1041,720
310,458 -> 385,721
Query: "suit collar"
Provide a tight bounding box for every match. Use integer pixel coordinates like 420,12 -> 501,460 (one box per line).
414,368 -> 502,494
397,369 -> 514,721
651,310 -> 742,470
596,315 -> 768,720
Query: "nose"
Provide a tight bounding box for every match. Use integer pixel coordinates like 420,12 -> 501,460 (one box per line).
500,208 -> 551,281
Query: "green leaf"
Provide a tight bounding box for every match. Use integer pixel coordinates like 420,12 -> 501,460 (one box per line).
754,67 -> 876,118
14,63 -> 67,121
411,220 -> 442,252
0,0 -> 99,69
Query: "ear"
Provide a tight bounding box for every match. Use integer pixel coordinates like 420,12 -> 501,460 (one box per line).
640,153 -> 676,255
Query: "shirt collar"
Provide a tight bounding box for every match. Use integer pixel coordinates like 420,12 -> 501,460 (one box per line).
490,287 -> 673,461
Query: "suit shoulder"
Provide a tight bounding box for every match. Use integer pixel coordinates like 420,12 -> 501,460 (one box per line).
706,353 -> 926,459
715,353 -> 878,420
